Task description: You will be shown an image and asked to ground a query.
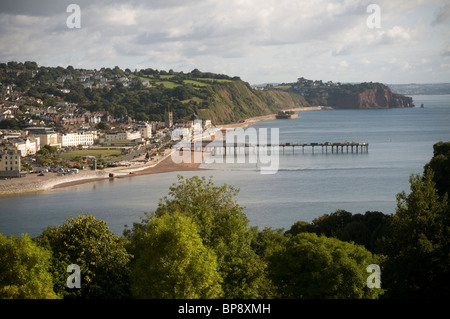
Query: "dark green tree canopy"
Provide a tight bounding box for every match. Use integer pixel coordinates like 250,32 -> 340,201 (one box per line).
286,210 -> 391,254
267,232 -> 383,299
37,214 -> 132,299
383,169 -> 450,298
424,141 -> 450,197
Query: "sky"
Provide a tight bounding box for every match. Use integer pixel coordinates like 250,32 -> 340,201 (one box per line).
0,0 -> 449,85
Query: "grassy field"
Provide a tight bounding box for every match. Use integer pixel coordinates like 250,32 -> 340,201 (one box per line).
198,78 -> 233,83
181,97 -> 204,104
130,74 -> 233,89
183,80 -> 211,87
60,149 -> 123,161
155,81 -> 181,88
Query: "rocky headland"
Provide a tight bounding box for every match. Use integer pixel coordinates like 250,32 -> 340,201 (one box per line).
327,87 -> 415,109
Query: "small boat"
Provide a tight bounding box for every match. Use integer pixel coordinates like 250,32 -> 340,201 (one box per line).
421,104 -> 424,108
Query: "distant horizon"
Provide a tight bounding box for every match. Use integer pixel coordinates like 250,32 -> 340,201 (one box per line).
2,59 -> 450,88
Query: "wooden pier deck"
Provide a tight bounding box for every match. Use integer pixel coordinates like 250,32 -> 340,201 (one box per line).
178,140 -> 369,154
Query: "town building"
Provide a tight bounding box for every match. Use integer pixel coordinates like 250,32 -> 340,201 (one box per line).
25,127 -> 61,149
135,123 -> 152,139
103,130 -> 142,146
0,149 -> 21,178
0,109 -> 14,121
57,132 -> 95,148
203,120 -> 212,130
8,137 -> 40,156
171,125 -> 192,141
77,127 -> 98,140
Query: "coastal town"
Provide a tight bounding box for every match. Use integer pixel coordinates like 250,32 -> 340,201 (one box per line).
1,62 -> 329,195
0,65 -> 220,193
0,106 -> 217,195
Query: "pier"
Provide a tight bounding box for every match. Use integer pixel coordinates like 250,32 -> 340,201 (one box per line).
176,140 -> 369,154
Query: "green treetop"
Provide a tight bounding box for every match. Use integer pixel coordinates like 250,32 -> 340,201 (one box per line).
0,234 -> 58,299
129,212 -> 223,299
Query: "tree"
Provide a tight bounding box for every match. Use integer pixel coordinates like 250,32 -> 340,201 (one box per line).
308,209 -> 353,238
40,144 -> 58,155
37,214 -> 132,299
0,234 -> 58,299
126,175 -> 270,298
252,227 -> 287,259
268,232 -> 383,299
96,121 -> 109,131
0,118 -> 22,130
135,112 -> 149,122
423,141 -> 450,197
129,212 -> 223,299
382,169 -> 450,298
286,210 -> 392,254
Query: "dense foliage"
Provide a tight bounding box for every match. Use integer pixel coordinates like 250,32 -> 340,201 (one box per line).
0,234 -> 58,299
382,169 -> 449,298
286,210 -> 391,254
424,141 -> 450,197
126,176 -> 272,299
268,232 -> 382,299
128,212 -> 223,299
36,215 -> 132,299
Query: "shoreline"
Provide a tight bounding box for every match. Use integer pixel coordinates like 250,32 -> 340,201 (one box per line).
0,149 -> 205,196
219,106 -> 324,129
0,106 -> 322,196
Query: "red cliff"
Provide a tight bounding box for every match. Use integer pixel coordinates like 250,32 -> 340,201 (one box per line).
328,87 -> 414,109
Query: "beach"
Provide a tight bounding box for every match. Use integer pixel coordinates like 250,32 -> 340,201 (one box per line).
0,106 -> 322,195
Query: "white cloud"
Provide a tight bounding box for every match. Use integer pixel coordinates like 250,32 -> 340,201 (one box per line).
339,60 -> 349,68
380,25 -> 413,44
0,0 -> 449,83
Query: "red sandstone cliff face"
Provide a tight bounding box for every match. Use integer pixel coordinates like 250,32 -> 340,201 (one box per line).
328,88 -> 414,109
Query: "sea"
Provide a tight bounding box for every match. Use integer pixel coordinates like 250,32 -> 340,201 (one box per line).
0,95 -> 449,237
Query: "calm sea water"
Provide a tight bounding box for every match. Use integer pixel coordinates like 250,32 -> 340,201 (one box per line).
1,95 -> 449,237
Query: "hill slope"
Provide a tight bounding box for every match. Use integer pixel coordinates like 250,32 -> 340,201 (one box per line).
197,81 -> 310,124
0,63 -> 312,126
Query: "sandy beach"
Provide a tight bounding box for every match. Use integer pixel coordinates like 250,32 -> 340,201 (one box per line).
0,106 -> 323,195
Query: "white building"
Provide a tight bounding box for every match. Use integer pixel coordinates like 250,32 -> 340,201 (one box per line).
9,137 -> 40,156
58,132 -> 95,148
171,125 -> 192,141
192,120 -> 203,137
78,127 -> 98,140
135,123 -> 152,139
203,120 -> 212,130
104,130 -> 142,144
0,109 -> 14,121
26,127 -> 61,149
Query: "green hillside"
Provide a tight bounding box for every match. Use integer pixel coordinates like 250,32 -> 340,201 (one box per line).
0,62 -> 311,125
197,81 -> 310,124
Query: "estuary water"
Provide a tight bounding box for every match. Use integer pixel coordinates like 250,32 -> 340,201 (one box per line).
0,95 -> 449,237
